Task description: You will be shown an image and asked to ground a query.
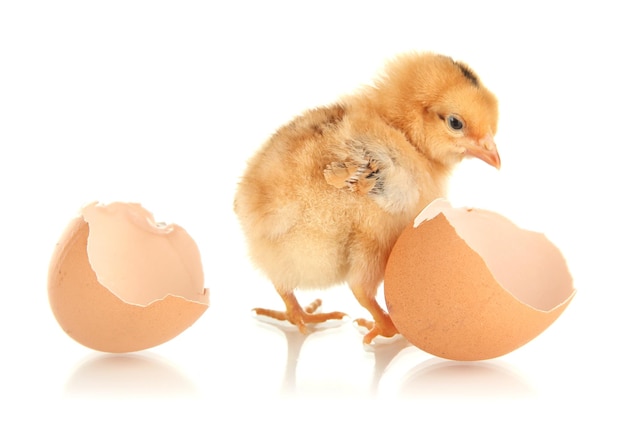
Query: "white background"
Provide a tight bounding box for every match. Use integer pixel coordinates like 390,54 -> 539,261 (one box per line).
1,1 -> 624,423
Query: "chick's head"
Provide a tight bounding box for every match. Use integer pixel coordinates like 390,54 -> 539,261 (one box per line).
373,52 -> 500,170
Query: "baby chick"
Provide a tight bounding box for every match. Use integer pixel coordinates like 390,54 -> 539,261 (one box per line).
234,52 -> 500,344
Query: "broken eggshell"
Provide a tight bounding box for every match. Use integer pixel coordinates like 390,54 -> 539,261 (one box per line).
48,202 -> 209,353
384,198 -> 575,361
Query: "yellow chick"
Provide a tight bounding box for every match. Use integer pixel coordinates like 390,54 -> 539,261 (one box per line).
234,52 -> 500,344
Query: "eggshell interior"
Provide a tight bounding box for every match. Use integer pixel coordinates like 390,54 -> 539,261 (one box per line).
81,202 -> 207,307
48,203 -> 209,353
384,199 -> 575,361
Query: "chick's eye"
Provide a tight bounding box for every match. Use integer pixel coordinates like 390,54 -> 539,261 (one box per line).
447,115 -> 464,131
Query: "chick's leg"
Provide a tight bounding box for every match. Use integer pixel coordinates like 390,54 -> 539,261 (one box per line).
350,284 -> 398,344
253,290 -> 346,334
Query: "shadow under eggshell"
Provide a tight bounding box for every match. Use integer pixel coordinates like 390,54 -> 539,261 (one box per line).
48,217 -> 208,353
384,212 -> 575,361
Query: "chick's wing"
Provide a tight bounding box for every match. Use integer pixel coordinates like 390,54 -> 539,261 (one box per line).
323,145 -> 382,196
322,132 -> 422,217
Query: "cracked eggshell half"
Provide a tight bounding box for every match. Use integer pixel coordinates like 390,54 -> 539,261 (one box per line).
384,198 -> 575,361
48,202 -> 209,353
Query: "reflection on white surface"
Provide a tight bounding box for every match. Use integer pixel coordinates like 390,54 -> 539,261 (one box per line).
64,352 -> 199,398
255,316 -> 412,396
398,357 -> 535,398
252,317 -> 532,400
367,337 -> 412,394
253,314 -> 349,395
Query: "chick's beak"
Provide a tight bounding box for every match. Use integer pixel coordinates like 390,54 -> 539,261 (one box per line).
465,133 -> 501,170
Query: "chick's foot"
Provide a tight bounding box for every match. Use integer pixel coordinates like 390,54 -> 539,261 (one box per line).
355,314 -> 398,345
253,299 -> 347,334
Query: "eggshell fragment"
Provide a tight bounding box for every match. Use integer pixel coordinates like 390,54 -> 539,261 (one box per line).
48,202 -> 209,353
384,199 -> 575,361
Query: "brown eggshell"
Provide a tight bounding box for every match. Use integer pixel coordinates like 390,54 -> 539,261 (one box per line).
384,199 -> 575,361
48,203 -> 209,353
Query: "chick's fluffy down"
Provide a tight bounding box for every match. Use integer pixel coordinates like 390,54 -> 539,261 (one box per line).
235,51 -> 498,301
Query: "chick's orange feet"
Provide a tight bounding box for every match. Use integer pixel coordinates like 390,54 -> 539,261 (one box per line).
253,295 -> 347,334
355,312 -> 398,345
349,285 -> 400,344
